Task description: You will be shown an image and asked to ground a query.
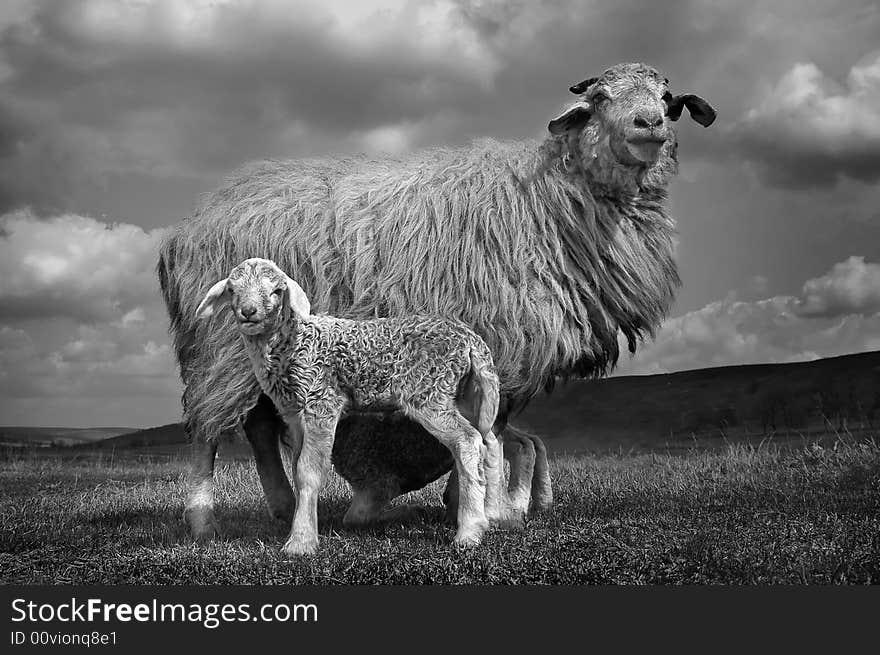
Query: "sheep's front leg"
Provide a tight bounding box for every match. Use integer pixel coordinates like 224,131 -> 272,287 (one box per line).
282,408 -> 340,557
184,435 -> 220,541
244,395 -> 296,522
417,409 -> 489,547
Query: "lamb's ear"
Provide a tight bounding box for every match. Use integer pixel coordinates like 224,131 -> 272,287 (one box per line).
666,93 -> 716,127
548,102 -> 591,135
282,275 -> 311,319
195,278 -> 230,319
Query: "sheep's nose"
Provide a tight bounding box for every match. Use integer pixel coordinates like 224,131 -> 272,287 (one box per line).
633,113 -> 664,129
240,305 -> 258,319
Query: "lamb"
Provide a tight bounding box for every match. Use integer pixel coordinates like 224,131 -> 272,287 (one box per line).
195,257 -> 503,554
157,61 -> 716,541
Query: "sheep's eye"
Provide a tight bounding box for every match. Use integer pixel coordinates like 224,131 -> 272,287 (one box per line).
592,91 -> 609,105
272,288 -> 283,296
662,91 -> 673,104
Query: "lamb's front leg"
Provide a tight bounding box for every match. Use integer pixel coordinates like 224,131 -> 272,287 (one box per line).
282,408 -> 340,557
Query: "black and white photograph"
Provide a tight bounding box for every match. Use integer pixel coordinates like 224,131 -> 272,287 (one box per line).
1,0 -> 879,631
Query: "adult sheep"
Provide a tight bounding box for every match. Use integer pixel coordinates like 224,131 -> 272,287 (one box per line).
158,61 -> 715,540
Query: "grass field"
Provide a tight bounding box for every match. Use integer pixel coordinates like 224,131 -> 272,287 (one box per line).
1,437 -> 879,584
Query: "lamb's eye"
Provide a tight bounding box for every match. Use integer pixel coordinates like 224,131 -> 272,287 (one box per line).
592,91 -> 608,105
272,288 -> 283,296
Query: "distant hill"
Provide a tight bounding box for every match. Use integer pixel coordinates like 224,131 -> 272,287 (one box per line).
5,351 -> 879,454
88,423 -> 187,449
0,426 -> 136,448
516,350 -> 880,452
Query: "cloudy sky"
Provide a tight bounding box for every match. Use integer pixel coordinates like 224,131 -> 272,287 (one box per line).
1,0 -> 879,427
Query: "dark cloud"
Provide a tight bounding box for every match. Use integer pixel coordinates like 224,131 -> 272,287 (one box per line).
729,54 -> 880,189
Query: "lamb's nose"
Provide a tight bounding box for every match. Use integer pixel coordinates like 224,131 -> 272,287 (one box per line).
240,305 -> 258,319
633,113 -> 664,129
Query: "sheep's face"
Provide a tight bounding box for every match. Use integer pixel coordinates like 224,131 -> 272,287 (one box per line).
589,66 -> 673,166
548,63 -> 715,189
195,257 -> 312,334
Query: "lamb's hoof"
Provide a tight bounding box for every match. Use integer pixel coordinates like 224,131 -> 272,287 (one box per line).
185,507 -> 220,542
282,536 -> 318,557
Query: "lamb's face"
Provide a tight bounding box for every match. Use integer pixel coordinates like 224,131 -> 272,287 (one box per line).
226,258 -> 288,336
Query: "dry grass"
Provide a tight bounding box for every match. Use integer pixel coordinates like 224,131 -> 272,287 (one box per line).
1,438 -> 878,584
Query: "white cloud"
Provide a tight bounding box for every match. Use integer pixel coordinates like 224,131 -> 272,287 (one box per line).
0,211 -> 180,426
794,256 -> 880,317
0,209 -> 167,321
619,256 -> 880,376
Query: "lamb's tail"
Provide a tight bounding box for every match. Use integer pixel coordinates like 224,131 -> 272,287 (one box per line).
470,343 -> 500,438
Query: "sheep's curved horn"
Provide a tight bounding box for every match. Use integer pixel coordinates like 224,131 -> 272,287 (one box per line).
569,76 -> 599,94
666,93 -> 716,127
196,278 -> 230,319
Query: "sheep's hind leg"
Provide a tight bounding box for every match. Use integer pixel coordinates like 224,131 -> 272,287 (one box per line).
184,434 -> 220,541
283,408 -> 340,557
504,425 -> 554,513
502,429 -> 537,524
484,431 -> 525,531
244,394 -> 296,522
414,409 -> 489,548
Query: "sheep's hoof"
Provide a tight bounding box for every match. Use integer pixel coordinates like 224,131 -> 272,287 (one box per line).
185,506 -> 220,542
282,536 -> 318,557
453,524 -> 487,548
529,494 -> 554,514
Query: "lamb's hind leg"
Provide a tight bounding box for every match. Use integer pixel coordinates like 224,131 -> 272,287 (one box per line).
244,394 -> 296,522
414,408 -> 489,547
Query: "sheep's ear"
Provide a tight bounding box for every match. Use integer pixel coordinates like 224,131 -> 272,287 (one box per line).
548,102 -> 591,135
195,278 -> 230,319
666,94 -> 716,127
569,76 -> 598,95
282,275 -> 311,319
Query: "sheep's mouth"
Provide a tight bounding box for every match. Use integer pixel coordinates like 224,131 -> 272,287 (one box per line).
625,136 -> 666,163
238,319 -> 266,334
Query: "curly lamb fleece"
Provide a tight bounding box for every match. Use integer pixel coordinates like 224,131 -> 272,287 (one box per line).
158,61 -> 714,506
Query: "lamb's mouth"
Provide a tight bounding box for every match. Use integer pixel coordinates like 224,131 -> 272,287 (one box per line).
625,136 -> 666,163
